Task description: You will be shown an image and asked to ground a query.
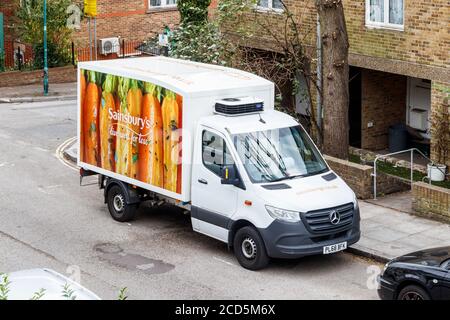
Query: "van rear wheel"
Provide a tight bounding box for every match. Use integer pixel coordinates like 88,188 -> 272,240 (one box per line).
106,185 -> 138,222
233,226 -> 269,270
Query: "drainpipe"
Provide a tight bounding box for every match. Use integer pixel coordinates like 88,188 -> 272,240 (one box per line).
316,12 -> 322,130
43,0 -> 49,95
0,13 -> 4,72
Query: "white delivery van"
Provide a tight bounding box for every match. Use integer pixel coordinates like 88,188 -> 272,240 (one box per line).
78,57 -> 360,270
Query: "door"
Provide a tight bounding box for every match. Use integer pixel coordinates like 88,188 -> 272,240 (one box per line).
191,127 -> 239,242
407,77 -> 431,139
441,261 -> 450,299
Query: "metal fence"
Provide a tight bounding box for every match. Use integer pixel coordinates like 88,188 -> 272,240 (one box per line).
0,39 -> 168,72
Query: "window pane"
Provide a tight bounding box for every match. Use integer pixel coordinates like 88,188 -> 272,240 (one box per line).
273,0 -> 283,9
258,0 -> 269,8
202,131 -> 233,177
389,0 -> 403,25
369,0 -> 384,23
150,0 -> 161,6
167,0 -> 177,5
233,126 -> 327,183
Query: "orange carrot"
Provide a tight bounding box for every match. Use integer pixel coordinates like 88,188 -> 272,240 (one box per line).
99,74 -> 117,172
126,80 -> 143,180
162,90 -> 180,192
176,94 -> 183,194
83,71 -> 100,166
115,77 -> 130,176
138,83 -> 163,187
79,70 -> 86,162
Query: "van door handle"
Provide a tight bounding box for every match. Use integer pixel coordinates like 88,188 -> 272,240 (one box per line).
198,178 -> 208,185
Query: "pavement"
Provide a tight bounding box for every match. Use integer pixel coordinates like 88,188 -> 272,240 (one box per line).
0,82 -> 77,103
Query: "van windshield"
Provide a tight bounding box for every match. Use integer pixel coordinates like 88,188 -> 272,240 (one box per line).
232,126 -> 328,183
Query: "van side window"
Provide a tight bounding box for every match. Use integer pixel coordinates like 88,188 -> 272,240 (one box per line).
202,130 -> 234,177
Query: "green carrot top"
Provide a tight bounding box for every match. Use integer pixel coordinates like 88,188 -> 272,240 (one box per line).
144,82 -> 162,102
103,74 -> 117,94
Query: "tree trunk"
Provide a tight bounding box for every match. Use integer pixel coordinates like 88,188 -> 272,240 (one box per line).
316,0 -> 349,159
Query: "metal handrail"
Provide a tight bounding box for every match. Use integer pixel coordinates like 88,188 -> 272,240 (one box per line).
372,148 -> 434,200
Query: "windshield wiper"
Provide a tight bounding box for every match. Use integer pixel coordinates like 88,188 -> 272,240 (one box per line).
267,169 -> 329,183
268,174 -> 305,183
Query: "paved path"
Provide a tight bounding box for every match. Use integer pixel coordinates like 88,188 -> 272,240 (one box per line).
0,82 -> 76,103
352,200 -> 450,261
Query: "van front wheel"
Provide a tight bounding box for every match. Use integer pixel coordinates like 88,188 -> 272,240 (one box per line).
106,185 -> 138,222
233,226 -> 269,270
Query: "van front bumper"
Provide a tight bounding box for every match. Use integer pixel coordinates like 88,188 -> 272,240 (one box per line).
258,209 -> 361,259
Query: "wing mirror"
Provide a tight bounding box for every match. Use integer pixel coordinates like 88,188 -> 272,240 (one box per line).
221,164 -> 245,189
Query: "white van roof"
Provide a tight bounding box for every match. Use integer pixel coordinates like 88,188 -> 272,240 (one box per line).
78,56 -> 273,97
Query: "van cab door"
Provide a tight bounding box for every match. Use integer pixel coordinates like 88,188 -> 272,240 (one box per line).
191,126 -> 238,242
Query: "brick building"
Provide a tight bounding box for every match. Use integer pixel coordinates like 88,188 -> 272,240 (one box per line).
0,0 -> 183,61
226,0 -> 450,167
73,0 -> 181,46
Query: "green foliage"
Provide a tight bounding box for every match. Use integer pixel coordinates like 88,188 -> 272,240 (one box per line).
170,22 -> 228,65
118,287 -> 128,300
0,273 -> 11,300
62,283 -> 77,300
31,288 -> 46,300
178,0 -> 211,24
16,0 -> 73,69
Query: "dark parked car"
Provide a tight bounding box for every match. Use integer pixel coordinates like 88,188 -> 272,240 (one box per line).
378,246 -> 450,300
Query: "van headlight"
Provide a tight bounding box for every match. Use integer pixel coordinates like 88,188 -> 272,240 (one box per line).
265,205 -> 300,223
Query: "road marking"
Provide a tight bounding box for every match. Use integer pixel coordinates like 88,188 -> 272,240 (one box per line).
55,136 -> 78,172
213,256 -> 237,267
37,184 -> 63,195
34,146 -> 50,152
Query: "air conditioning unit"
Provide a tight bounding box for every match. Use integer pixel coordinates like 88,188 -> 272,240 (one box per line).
214,97 -> 264,116
99,37 -> 120,55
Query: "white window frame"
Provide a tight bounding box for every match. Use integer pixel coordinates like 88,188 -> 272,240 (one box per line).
149,0 -> 177,9
256,0 -> 284,14
365,0 -> 404,31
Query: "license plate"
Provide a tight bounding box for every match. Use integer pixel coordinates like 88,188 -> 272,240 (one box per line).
323,242 -> 347,255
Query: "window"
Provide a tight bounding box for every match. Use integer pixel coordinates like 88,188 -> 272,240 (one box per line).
149,0 -> 177,8
202,131 -> 234,177
366,0 -> 404,30
441,259 -> 450,271
257,0 -> 284,11
232,126 -> 328,183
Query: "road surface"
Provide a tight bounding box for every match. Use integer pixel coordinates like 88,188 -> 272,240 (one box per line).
0,100 -> 380,299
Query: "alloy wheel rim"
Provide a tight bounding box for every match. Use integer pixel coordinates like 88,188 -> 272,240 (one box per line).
402,291 -> 424,300
241,237 -> 257,259
113,194 -> 125,213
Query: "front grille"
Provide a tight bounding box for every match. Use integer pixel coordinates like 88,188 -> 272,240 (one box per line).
301,203 -> 354,235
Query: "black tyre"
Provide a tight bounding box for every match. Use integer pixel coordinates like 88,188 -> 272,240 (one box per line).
398,285 -> 431,300
106,185 -> 138,222
233,226 -> 269,270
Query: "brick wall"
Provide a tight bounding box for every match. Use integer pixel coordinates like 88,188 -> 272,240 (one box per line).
0,66 -> 76,87
430,81 -> 450,167
324,155 -> 373,199
361,69 -> 407,150
412,182 -> 450,223
345,0 -> 449,71
73,0 -> 181,46
229,0 -> 449,76
324,155 -> 410,199
0,0 -> 16,40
